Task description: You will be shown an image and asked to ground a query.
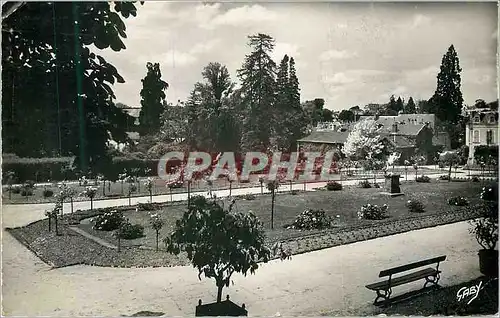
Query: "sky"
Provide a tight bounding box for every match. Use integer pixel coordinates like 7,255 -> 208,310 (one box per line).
97,1 -> 498,111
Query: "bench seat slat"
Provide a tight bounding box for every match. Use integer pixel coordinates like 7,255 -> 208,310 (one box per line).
365,268 -> 439,290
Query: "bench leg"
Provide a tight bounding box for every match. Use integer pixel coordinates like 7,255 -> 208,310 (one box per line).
374,288 -> 392,305
423,273 -> 440,288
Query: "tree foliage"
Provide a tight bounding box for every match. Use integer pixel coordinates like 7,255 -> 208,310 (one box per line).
273,55 -> 306,151
429,44 -> 464,124
185,62 -> 239,151
2,2 -> 142,170
405,97 -> 416,114
338,110 -> 355,122
342,119 -> 387,168
139,62 -> 168,135
164,196 -> 271,303
237,33 -> 277,151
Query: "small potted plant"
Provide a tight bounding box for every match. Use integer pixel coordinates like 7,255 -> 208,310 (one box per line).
469,185 -> 498,277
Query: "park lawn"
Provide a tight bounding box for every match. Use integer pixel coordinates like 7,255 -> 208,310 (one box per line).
78,180 -> 488,249
2,167 -> 445,205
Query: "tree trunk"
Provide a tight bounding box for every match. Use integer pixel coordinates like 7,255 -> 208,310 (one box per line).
216,282 -> 224,303
448,164 -> 452,182
128,194 -> 131,206
155,231 -> 159,252
188,182 -> 191,208
150,191 -> 152,203
48,216 -> 51,232
229,182 -> 232,197
271,191 -> 275,229
71,197 -> 74,213
170,188 -> 173,202
121,182 -> 124,195
108,181 -> 111,192
103,182 -> 106,196
8,188 -> 11,200
90,198 -> 93,210
54,215 -> 59,236
260,183 -> 263,194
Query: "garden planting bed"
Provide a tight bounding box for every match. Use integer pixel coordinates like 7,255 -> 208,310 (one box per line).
7,181 -> 495,268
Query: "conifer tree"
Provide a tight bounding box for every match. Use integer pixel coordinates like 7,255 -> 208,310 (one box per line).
237,33 -> 277,151
405,97 -> 416,114
429,44 -> 463,124
139,62 -> 168,135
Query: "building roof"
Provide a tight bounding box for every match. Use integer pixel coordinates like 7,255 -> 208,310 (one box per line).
297,130 -> 349,144
359,114 -> 436,127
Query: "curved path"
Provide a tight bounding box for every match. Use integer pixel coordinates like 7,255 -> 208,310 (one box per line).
1,173 -> 484,316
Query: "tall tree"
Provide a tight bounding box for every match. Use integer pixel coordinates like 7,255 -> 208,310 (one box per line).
396,96 -> 404,113
429,44 -> 464,124
185,62 -> 238,152
338,110 -> 355,122
322,108 -> 334,122
285,57 -> 306,150
386,95 -> 399,115
2,2 -> 141,171
405,97 -> 416,114
237,33 -> 277,151
274,54 -> 290,149
139,62 -> 168,135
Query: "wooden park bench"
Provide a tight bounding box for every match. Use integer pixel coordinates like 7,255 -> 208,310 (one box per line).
366,255 -> 446,305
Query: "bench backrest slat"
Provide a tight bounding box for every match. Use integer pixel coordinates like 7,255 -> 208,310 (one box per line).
379,255 -> 446,278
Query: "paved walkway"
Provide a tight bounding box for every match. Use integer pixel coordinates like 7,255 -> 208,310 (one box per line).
1,171 -> 485,316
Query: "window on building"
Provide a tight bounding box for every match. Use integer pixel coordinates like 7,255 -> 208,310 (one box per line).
487,130 -> 493,145
473,130 -> 480,143
488,115 -> 496,124
473,116 -> 481,124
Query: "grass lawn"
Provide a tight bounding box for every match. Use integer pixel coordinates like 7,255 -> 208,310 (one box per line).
2,167 -> 447,204
78,180 -> 490,249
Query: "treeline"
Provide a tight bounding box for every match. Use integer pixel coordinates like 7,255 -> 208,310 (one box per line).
139,33 -> 308,154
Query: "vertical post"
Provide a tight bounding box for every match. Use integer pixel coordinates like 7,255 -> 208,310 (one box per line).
73,2 -> 86,171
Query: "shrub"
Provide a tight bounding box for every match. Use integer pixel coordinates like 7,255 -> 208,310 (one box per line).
119,222 -> 144,239
358,180 -> 372,188
290,190 -> 300,195
358,204 -> 388,220
373,183 -> 381,188
439,175 -> 450,181
448,196 -> 469,206
92,210 -> 125,231
326,181 -> 342,191
137,202 -> 161,211
472,176 -> 480,182
12,186 -> 21,194
287,209 -> 333,230
406,199 -> 425,213
43,189 -> 54,198
416,175 -> 431,183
